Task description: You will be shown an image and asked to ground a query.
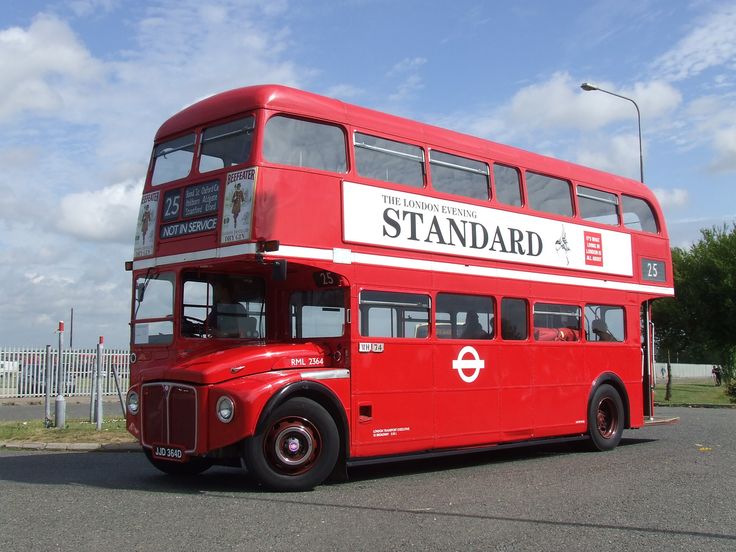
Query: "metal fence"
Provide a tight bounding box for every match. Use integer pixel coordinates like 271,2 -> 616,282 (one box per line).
654,362 -> 714,380
0,346 -> 130,400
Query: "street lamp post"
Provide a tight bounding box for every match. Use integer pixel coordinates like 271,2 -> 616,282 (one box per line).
581,82 -> 653,420
580,82 -> 644,183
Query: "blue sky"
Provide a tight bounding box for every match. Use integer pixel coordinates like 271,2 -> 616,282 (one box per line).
1,0 -> 735,347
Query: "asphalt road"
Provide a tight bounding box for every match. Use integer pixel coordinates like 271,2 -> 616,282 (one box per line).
1,406 -> 734,551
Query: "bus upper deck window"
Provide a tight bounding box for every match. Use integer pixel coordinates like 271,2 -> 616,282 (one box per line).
622,195 -> 659,233
151,133 -> 196,186
526,171 -> 573,217
430,150 -> 489,201
354,132 -> 425,188
263,115 -> 347,173
493,164 -> 523,207
577,185 -> 619,226
199,116 -> 255,173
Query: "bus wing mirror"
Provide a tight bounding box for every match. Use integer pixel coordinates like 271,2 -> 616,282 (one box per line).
272,259 -> 288,281
136,282 -> 146,303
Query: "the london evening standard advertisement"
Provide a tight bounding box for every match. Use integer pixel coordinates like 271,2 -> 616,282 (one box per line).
342,181 -> 633,276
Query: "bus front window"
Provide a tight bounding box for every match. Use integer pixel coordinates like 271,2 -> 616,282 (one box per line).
182,273 -> 265,339
151,133 -> 196,186
199,116 -> 255,173
133,272 -> 174,345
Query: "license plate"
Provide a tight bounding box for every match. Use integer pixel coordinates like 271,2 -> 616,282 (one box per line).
152,444 -> 186,462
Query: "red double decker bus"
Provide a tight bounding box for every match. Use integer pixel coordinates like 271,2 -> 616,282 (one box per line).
126,84 -> 674,490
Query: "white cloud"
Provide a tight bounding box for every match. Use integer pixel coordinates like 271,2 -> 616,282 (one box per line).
56,179 -> 143,243
626,80 -> 683,119
710,127 -> 736,172
575,133 -> 644,180
0,245 -> 133,346
387,57 -> 427,103
507,72 -> 602,131
67,0 -> 120,17
440,72 -> 681,179
653,187 -> 689,209
653,4 -> 736,81
0,1 -> 310,346
389,74 -> 425,103
449,72 -> 681,144
324,84 -> 364,100
0,14 -> 103,120
387,57 -> 427,77
507,73 -> 681,132
684,95 -> 736,173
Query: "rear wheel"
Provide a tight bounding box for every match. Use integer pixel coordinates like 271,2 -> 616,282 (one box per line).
587,384 -> 624,451
243,397 -> 339,491
143,448 -> 213,475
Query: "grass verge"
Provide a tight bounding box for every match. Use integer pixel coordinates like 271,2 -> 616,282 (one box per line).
0,417 -> 135,444
654,377 -> 733,406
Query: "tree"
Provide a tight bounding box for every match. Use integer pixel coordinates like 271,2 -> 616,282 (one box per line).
653,225 -> 736,382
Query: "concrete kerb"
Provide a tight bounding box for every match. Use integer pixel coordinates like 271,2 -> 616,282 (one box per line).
655,402 -> 736,409
0,440 -> 140,452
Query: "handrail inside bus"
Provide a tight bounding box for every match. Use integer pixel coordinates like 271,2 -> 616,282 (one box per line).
429,156 -> 489,176
354,140 -> 425,162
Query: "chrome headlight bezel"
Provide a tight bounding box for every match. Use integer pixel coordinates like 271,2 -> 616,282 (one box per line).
216,396 -> 235,423
127,390 -> 140,415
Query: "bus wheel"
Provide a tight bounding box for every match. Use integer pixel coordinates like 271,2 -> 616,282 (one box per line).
587,384 -> 624,451
244,397 -> 339,491
143,448 -> 213,475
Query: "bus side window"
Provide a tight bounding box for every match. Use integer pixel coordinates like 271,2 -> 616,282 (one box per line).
430,150 -> 489,201
359,290 -> 430,338
525,171 -> 573,217
533,303 -> 581,341
436,293 -> 494,339
501,298 -> 528,340
354,132 -> 425,188
493,164 -> 523,207
263,115 -> 347,173
622,195 -> 659,233
577,185 -> 619,226
290,289 -> 346,338
585,305 -> 625,342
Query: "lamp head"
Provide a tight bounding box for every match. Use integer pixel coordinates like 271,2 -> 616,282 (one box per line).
580,82 -> 598,91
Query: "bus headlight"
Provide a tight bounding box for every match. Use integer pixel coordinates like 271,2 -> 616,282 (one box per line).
216,396 -> 235,423
127,391 -> 140,415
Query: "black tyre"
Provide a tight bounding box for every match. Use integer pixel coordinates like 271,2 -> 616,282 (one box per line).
143,448 -> 213,475
243,397 -> 339,491
587,384 -> 624,451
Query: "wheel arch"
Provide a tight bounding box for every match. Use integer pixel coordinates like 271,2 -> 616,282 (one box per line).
256,381 -> 349,465
589,372 -> 631,429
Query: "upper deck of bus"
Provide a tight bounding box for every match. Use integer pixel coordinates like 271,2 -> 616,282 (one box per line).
138,84 -> 672,296
152,84 -> 659,202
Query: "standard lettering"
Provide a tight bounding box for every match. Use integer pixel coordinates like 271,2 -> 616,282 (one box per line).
378,208 -> 544,259
382,208 -> 401,238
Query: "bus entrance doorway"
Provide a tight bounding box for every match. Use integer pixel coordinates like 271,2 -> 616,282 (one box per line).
642,301 -> 654,419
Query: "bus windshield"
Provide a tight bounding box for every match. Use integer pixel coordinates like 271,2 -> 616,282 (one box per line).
133,271 -> 174,345
181,272 -> 265,339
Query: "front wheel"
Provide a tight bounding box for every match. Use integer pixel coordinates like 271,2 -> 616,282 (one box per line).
587,384 -> 624,451
243,397 -> 339,491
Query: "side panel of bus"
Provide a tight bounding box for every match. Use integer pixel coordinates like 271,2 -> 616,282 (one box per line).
433,340 -> 500,448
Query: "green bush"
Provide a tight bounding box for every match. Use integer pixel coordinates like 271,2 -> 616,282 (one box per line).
727,381 -> 736,403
